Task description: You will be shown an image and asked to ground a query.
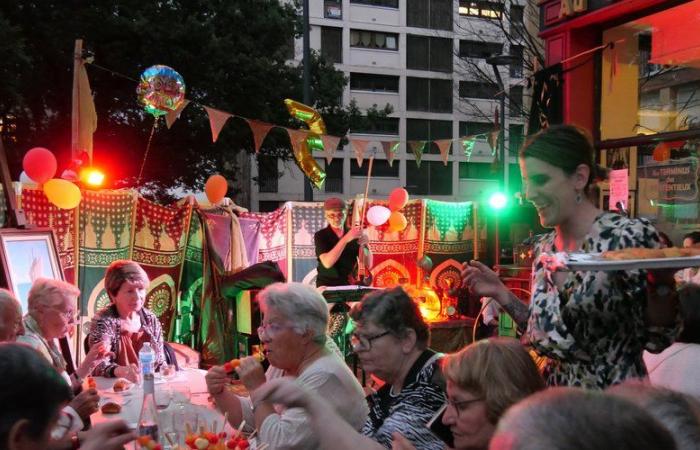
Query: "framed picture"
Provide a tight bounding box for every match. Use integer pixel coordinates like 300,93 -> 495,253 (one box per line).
0,228 -> 64,312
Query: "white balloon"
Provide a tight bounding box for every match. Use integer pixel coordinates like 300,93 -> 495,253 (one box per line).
367,205 -> 391,226
19,171 -> 36,185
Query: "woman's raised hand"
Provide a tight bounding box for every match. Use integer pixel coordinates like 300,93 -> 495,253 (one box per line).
235,356 -> 266,392
80,342 -> 114,375
205,365 -> 228,395
461,260 -> 509,302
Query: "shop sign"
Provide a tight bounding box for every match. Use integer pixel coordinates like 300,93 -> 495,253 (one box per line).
559,0 -> 588,18
639,157 -> 699,202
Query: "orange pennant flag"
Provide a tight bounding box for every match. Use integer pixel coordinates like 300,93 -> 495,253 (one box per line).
321,135 -> 341,164
246,119 -> 275,153
165,99 -> 190,129
204,106 -> 233,143
381,140 -> 400,167
350,139 -> 370,167
287,129 -> 308,156
435,139 -> 452,166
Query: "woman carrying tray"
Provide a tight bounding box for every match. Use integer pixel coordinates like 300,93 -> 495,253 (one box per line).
461,125 -> 680,389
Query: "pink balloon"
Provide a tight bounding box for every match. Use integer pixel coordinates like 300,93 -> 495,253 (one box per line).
367,205 -> 391,226
388,188 -> 409,211
23,147 -> 57,184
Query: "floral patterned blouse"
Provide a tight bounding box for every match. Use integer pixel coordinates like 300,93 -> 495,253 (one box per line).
88,304 -> 166,377
527,212 -> 680,389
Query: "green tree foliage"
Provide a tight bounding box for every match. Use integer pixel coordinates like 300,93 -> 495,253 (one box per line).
0,1 -> 384,201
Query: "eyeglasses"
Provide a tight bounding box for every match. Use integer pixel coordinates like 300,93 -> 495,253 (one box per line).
257,322 -> 296,338
350,330 -> 392,352
446,397 -> 484,417
325,212 -> 346,219
51,307 -> 79,324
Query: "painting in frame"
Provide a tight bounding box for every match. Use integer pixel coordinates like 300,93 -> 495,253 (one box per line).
0,228 -> 64,313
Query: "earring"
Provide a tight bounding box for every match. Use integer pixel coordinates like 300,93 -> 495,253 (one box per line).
575,191 -> 583,204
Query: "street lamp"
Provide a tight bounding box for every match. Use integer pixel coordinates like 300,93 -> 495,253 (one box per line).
485,54 -> 518,267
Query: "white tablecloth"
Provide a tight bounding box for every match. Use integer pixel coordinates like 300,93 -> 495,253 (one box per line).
92,368 -> 238,447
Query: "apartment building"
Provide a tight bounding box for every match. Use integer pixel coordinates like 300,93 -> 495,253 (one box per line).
251,0 -> 535,212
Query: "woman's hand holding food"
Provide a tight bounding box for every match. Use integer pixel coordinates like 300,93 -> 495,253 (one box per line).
236,356 -> 267,392
70,388 -> 100,421
205,365 -> 229,395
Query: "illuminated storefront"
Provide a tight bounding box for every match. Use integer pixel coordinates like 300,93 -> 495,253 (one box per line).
538,0 -> 700,238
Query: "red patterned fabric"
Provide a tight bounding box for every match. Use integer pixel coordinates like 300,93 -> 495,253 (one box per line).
240,206 -> 289,280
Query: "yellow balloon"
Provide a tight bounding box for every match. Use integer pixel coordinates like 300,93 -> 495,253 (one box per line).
388,211 -> 407,232
43,178 -> 82,209
292,140 -> 326,189
284,99 -> 327,135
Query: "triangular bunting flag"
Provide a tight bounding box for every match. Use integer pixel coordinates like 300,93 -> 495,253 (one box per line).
246,119 -> 275,153
409,141 -> 426,168
350,139 -> 370,167
487,130 -> 500,156
435,139 -> 452,166
381,140 -> 400,167
321,135 -> 341,164
287,129 -> 309,158
461,136 -> 476,161
165,99 -> 190,129
204,106 -> 233,143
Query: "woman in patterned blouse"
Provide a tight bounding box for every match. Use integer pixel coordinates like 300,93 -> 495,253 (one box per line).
88,260 -> 165,381
461,125 -> 680,389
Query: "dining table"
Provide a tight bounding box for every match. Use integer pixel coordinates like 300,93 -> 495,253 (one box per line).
91,368 -> 252,449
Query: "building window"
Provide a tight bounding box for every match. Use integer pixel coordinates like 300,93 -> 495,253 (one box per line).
407,119 -> 453,154
407,77 -> 453,113
406,161 -> 453,195
352,116 -> 400,135
350,29 -> 398,51
459,81 -> 498,99
350,73 -> 399,92
407,0 -> 453,31
351,159 -> 399,177
257,156 -> 278,193
458,162 -> 499,180
324,1 -> 342,19
407,35 -> 453,73
509,45 -> 523,78
321,27 -> 343,63
458,1 -> 503,19
350,0 -> 398,7
459,40 -> 503,59
509,86 -> 523,117
324,159 -> 343,193
510,5 -> 525,37
459,121 -> 493,137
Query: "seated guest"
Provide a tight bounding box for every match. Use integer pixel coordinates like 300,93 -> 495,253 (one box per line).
644,284 -> 700,398
0,289 -> 24,341
205,282 -> 368,450
17,279 -> 106,433
676,231 -> 700,286
608,382 -> 700,450
258,337 -> 545,450
89,260 -> 165,382
491,388 -> 677,450
0,343 -> 136,450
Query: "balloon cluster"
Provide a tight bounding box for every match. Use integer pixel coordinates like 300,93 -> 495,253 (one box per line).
22,147 -> 82,209
137,65 -> 186,117
284,99 -> 326,189
366,187 -> 409,232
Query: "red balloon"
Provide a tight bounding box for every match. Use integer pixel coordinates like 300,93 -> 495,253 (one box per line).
23,147 -> 57,184
388,188 -> 409,211
205,174 -> 228,204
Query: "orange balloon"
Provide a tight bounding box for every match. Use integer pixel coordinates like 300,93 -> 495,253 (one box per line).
388,188 -> 409,211
388,211 -> 407,232
205,174 -> 228,204
43,178 -> 82,209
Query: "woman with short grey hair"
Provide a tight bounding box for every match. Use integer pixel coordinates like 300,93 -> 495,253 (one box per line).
206,282 -> 367,450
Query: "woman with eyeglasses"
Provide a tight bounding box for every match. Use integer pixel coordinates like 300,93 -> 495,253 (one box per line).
205,282 -> 368,449
18,278 -> 109,438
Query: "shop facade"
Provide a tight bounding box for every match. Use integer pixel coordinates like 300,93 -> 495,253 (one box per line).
538,0 -> 700,241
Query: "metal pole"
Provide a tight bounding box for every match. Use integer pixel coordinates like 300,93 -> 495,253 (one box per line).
500,93 -> 507,195
302,0 -> 313,201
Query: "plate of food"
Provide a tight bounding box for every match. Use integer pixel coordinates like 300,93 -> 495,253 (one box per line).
111,378 -> 135,394
567,247 -> 700,271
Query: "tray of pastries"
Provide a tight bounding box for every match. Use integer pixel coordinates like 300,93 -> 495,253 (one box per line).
567,247 -> 700,271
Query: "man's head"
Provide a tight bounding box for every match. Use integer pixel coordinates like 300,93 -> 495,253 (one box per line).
0,290 -> 24,342
323,197 -> 347,229
682,231 -> 700,249
0,343 -> 72,450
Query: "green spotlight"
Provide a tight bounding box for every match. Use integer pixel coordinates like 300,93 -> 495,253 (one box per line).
489,192 -> 507,210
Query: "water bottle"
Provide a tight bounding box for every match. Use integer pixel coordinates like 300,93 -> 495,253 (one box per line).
139,342 -> 156,379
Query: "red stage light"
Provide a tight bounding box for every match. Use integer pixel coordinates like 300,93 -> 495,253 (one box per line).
80,168 -> 105,187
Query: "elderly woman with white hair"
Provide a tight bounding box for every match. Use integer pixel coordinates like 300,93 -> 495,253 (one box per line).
17,278 -> 109,437
205,282 -> 368,449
